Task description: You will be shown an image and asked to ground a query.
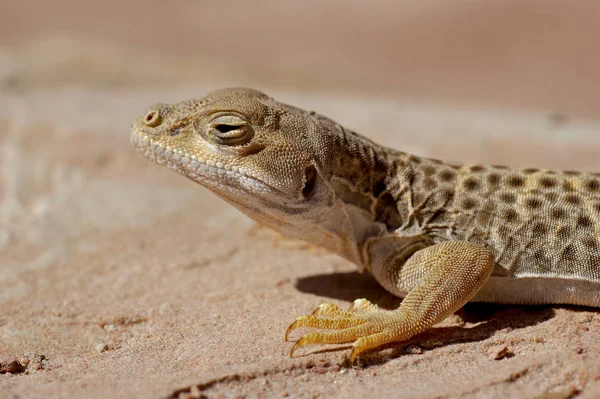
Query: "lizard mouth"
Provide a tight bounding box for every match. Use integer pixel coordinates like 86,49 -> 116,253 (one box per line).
131,130 -> 250,178
130,129 -> 280,196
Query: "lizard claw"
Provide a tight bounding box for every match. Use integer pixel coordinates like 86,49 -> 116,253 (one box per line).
285,300 -> 372,341
286,299 -> 402,362
284,311 -> 367,341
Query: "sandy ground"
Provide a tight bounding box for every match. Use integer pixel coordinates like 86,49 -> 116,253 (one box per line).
2,1 -> 600,398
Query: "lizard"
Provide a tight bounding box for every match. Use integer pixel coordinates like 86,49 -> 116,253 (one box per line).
130,87 -> 600,363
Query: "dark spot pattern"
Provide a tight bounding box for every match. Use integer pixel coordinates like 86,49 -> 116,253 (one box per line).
395,154 -> 600,285
439,170 -> 456,182
551,208 -> 567,220
557,226 -> 573,240
424,178 -> 437,190
525,197 -> 543,210
507,176 -> 525,188
532,250 -> 550,271
422,165 -> 436,176
409,156 -> 422,164
523,168 -> 539,174
476,203 -> 495,226
562,181 -> 575,192
544,192 -> 559,202
588,256 -> 600,267
487,173 -> 501,186
586,179 -> 600,192
499,192 -> 516,204
504,209 -> 519,223
561,244 -> 577,261
441,189 -> 455,203
539,177 -> 557,189
464,177 -> 480,191
565,194 -> 581,206
577,215 -> 593,228
461,197 -> 478,210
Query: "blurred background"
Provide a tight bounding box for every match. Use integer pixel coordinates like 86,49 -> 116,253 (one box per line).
2,2 -> 600,397
2,0 -> 600,118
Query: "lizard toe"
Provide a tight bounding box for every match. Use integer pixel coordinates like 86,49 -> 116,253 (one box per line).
289,314 -> 398,361
310,303 -> 347,317
287,301 -> 404,361
349,330 -> 397,363
347,298 -> 380,313
285,311 -> 367,341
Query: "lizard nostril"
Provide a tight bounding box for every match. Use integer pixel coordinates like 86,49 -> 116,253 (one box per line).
144,110 -> 161,127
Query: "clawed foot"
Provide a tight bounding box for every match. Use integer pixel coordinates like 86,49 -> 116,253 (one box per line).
285,299 -> 403,363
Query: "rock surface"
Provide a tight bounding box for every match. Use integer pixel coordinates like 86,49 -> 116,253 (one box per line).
1,1 -> 600,398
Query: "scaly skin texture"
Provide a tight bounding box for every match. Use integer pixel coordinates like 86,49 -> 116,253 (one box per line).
131,88 -> 600,362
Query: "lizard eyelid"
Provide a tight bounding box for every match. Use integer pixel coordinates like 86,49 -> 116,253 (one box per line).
209,115 -> 254,145
215,124 -> 243,134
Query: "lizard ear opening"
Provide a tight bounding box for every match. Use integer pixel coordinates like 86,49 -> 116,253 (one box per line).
302,165 -> 317,198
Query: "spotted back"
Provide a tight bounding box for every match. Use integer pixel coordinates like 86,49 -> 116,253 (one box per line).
399,156 -> 600,281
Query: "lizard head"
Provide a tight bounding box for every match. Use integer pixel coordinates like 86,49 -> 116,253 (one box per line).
131,88 -> 339,237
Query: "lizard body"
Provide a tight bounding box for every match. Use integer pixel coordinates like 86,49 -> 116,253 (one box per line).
131,88 -> 600,361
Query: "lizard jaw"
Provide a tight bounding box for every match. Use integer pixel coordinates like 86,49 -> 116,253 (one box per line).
130,129 -> 271,195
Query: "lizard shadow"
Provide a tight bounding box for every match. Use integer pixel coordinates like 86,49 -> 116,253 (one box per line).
295,271 -> 557,365
295,270 -> 401,308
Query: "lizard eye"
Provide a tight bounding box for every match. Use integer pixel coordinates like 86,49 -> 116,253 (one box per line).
143,110 -> 161,127
208,115 -> 253,146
